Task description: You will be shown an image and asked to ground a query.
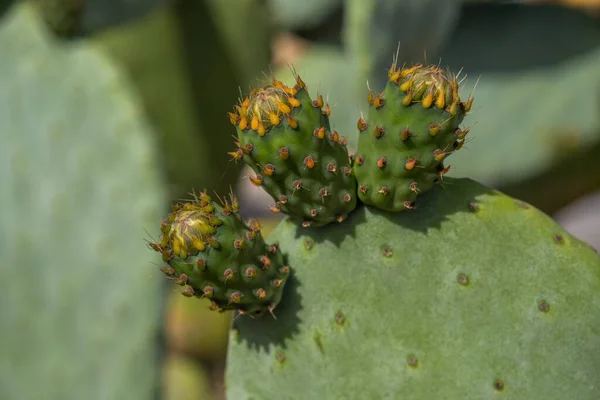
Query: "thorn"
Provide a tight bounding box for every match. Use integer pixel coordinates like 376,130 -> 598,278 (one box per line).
279,195 -> 288,204
374,125 -> 385,138
312,94 -> 324,108
288,97 -> 301,108
249,174 -> 264,186
357,117 -> 368,132
181,286 -> 195,297
279,146 -> 289,160
456,127 -> 469,139
405,158 -> 417,170
269,243 -> 279,253
374,94 -> 385,109
239,117 -> 248,130
227,112 -> 239,125
260,255 -> 271,269
175,274 -> 189,286
409,182 -> 420,193
422,91 -> 434,108
304,155 -> 316,169
436,90 -> 445,109
378,186 -> 389,195
359,185 -> 368,193
355,155 -> 364,165
343,193 -> 352,203
277,101 -> 291,114
328,130 -> 340,143
314,126 -> 326,139
404,201 -> 416,210
229,292 -> 242,304
257,122 -> 266,136
319,188 -> 330,199
223,268 -> 234,281
377,157 -> 387,169
400,128 -> 412,141
400,78 -> 412,92
245,266 -> 257,278
433,149 -> 447,162
267,304 -> 277,319
263,164 -> 275,176
203,286 -> 214,298
269,111 -> 280,126
428,123 -> 440,136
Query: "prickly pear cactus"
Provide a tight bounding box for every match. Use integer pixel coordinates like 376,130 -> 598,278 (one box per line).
231,76 -> 357,227
353,62 -> 472,211
150,190 -> 290,315
226,178 -> 600,399
0,3 -> 165,399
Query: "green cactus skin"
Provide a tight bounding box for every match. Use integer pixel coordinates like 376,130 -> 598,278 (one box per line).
353,62 -> 473,212
231,76 -> 357,227
150,190 -> 290,315
225,178 -> 600,399
0,3 -> 166,399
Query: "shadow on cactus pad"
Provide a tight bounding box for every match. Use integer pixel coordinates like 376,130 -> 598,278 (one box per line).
292,179 -> 490,244
231,265 -> 303,351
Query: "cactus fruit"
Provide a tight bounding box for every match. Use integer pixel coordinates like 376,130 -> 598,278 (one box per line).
231,76 -> 357,227
225,178 -> 600,399
353,62 -> 473,211
150,190 -> 290,315
0,3 -> 166,398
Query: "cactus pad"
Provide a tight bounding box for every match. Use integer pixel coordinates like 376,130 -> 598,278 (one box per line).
353,62 -> 473,211
226,178 -> 600,399
231,76 -> 357,227
0,3 -> 165,398
151,191 -> 290,315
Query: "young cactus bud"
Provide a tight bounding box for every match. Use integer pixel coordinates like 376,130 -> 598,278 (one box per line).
149,190 -> 290,315
353,61 -> 474,211
229,75 -> 357,227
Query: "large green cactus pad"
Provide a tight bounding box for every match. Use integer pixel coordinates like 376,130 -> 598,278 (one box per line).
226,178 -> 600,399
0,3 -> 165,399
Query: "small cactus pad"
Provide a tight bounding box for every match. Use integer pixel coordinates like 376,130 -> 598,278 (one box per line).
229,75 -> 357,227
353,62 -> 473,211
226,178 -> 600,399
150,190 -> 290,315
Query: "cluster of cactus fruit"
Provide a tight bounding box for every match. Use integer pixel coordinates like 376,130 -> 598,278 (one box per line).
149,57 -> 600,399
150,60 -> 474,313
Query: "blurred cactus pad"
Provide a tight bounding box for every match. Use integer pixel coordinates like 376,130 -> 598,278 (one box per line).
0,2 -> 166,399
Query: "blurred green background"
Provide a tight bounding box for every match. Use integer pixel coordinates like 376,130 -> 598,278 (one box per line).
1,0 -> 599,399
